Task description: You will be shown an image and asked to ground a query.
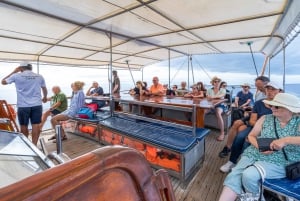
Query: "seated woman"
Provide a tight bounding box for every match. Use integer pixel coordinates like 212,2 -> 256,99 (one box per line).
206,76 -> 227,141
184,84 -> 204,98
49,81 -> 85,142
129,80 -> 147,96
218,93 -> 300,201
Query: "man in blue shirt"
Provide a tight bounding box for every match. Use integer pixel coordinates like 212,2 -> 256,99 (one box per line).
233,83 -> 254,109
86,81 -> 105,108
2,62 -> 47,145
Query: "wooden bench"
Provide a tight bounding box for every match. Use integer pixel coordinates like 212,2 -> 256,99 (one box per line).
0,146 -> 176,201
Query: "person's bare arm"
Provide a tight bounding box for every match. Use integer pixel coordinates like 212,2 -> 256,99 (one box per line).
247,115 -> 265,149
1,67 -> 22,85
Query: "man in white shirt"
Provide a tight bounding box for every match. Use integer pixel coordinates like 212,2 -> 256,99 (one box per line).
2,62 -> 47,145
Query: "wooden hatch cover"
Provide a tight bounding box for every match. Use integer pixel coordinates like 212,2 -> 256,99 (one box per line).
0,146 -> 176,201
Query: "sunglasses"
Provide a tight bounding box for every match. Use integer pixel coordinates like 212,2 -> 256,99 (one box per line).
270,105 -> 281,109
222,85 -> 227,87
214,80 -> 220,83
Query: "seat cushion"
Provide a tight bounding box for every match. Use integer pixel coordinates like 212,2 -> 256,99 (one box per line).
263,178 -> 300,200
100,116 -> 210,153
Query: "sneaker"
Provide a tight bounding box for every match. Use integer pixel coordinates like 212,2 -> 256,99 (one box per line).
218,146 -> 231,158
220,161 -> 235,173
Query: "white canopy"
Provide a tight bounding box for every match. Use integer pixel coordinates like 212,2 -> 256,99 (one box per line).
0,0 -> 299,69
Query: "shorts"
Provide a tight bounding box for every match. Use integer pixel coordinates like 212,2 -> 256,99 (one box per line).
18,105 -> 43,126
50,109 -> 61,116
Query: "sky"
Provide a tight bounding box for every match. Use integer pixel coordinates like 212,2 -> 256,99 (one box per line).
1,34 -> 299,104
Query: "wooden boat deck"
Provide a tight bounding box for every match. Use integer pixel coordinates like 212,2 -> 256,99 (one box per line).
40,129 -> 229,201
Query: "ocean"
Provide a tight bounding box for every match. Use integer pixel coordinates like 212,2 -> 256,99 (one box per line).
1,82 -> 300,130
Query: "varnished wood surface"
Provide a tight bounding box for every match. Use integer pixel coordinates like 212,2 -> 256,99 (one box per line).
0,145 -> 176,201
37,129 -> 229,201
90,94 -> 225,109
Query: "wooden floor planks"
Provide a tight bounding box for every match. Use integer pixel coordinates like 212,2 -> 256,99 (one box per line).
40,128 -> 230,201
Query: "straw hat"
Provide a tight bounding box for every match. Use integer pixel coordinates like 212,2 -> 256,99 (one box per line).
263,93 -> 300,113
210,76 -> 221,84
241,83 -> 251,88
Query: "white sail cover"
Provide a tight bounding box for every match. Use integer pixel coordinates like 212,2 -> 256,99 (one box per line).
0,0 -> 299,69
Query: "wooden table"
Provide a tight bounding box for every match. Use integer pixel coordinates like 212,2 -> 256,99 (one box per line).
114,94 -> 226,128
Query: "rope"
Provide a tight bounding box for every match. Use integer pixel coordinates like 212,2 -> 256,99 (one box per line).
170,58 -> 187,84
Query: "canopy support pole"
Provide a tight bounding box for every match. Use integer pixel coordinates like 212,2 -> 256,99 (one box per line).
37,56 -> 40,74
282,42 -> 286,92
168,49 -> 171,88
187,55 -> 190,89
126,60 -> 135,86
108,32 -> 114,115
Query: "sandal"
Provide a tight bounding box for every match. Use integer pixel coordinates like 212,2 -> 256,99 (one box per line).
216,135 -> 225,141
52,135 -> 68,143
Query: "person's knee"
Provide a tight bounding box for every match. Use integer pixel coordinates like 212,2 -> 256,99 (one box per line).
241,167 -> 260,193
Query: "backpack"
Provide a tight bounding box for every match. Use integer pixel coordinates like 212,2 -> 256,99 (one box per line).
77,107 -> 94,119
85,102 -> 98,112
77,103 -> 98,119
231,108 -> 244,126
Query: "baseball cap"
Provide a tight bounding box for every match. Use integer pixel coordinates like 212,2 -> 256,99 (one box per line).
264,81 -> 282,90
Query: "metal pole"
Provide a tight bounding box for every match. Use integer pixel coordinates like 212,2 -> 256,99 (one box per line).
168,49 -> 171,88
187,55 -> 190,89
108,32 -> 114,116
282,42 -> 286,91
55,125 -> 62,155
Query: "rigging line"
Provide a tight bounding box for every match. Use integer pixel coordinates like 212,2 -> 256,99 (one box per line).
193,57 -> 212,81
190,56 -> 195,84
126,60 -> 136,86
170,58 -> 187,84
247,42 -> 259,76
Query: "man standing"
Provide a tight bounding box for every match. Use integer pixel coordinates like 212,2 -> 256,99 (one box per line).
112,70 -> 121,110
1,62 -> 47,145
112,70 -> 120,97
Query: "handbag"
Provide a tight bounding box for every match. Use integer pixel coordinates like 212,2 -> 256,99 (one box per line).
285,161 -> 300,180
273,117 -> 300,180
257,138 -> 276,152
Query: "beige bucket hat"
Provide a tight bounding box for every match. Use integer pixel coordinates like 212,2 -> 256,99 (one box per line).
263,93 -> 300,113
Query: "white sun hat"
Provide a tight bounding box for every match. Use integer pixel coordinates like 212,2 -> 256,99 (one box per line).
263,93 -> 300,113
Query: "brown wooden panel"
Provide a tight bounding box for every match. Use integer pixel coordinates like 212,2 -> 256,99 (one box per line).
0,146 -> 175,201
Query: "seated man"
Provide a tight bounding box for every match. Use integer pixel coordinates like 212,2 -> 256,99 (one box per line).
232,83 -> 254,109
176,81 -> 189,96
219,81 -> 281,173
39,86 -> 67,131
145,76 -> 164,96
86,81 -> 105,109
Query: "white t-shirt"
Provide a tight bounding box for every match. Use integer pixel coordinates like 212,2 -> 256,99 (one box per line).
6,70 -> 46,107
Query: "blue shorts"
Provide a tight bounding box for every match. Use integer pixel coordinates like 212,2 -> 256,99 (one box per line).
50,109 -> 61,116
18,105 -> 43,125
